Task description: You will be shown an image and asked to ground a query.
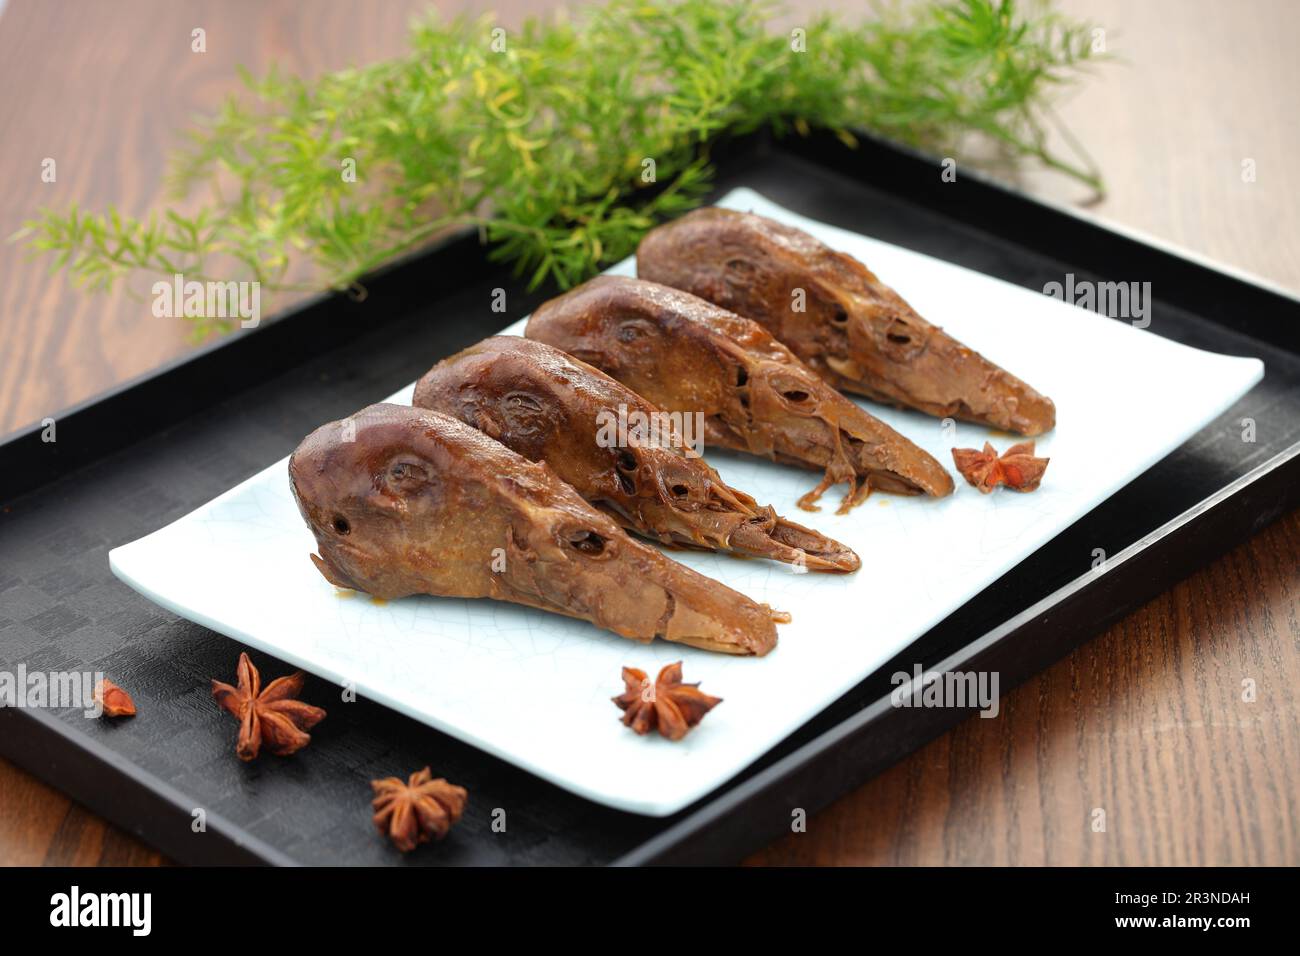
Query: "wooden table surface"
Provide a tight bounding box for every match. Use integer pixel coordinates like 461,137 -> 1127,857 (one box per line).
1,0 -> 1296,866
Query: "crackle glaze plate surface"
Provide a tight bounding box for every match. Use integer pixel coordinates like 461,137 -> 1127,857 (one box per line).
110,189 -> 1264,816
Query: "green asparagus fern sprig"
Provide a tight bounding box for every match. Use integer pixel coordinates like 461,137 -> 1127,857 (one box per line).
16,0 -> 1105,338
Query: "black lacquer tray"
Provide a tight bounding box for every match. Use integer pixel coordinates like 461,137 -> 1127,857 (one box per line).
1,130 -> 1297,865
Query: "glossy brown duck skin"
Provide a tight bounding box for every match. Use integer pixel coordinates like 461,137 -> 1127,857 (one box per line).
413,336 -> 859,572
526,276 -> 953,513
289,404 -> 780,655
637,207 -> 1056,436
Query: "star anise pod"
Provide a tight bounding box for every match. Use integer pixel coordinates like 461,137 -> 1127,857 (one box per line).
951,441 -> 1050,493
94,678 -> 136,718
613,661 -> 722,741
210,652 -> 326,761
371,767 -> 468,852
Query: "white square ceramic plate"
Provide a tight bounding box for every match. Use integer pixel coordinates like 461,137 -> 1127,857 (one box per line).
110,189 -> 1264,815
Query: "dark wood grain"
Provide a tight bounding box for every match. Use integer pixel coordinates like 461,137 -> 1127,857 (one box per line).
0,763 -> 167,866
0,0 -> 1297,866
746,509 -> 1300,866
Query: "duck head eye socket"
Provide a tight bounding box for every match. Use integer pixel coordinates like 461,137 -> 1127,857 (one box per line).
390,461 -> 427,481
783,390 -> 811,403
832,305 -> 848,323
617,451 -> 637,472
332,515 -> 351,535
386,458 -> 431,492
671,483 -> 690,497
616,318 -> 658,343
567,530 -> 606,554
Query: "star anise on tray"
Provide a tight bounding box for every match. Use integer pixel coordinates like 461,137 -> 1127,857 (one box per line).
94,678 -> 136,718
613,661 -> 722,741
371,768 -> 468,852
951,441 -> 1050,493
210,652 -> 327,761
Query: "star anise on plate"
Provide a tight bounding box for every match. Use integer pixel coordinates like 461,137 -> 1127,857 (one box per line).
210,652 -> 326,761
951,441 -> 1050,493
371,767 -> 468,852
613,661 -> 722,741
94,678 -> 136,718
